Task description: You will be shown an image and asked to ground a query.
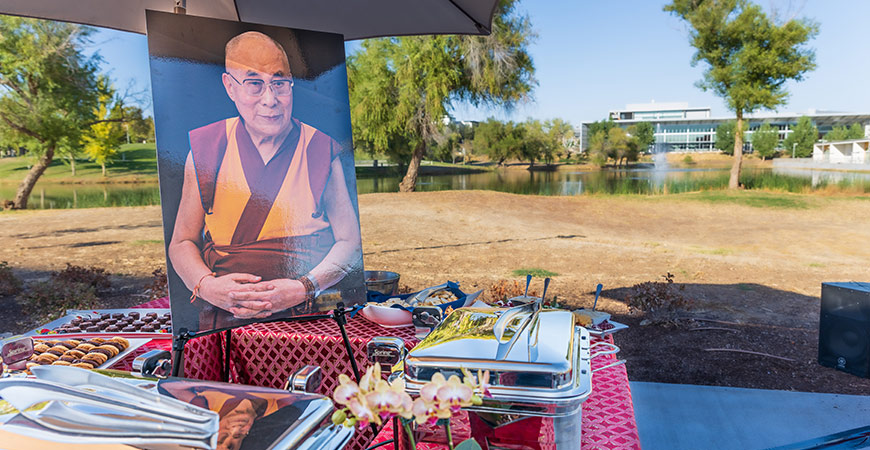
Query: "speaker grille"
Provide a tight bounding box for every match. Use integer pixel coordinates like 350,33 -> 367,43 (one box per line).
819,283 -> 870,378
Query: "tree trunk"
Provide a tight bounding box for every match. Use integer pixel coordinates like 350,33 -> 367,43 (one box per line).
399,142 -> 426,192
13,145 -> 55,209
70,158 -> 76,176
101,162 -> 106,177
729,112 -> 744,189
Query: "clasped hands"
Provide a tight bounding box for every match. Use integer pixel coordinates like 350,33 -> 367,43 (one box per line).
197,273 -> 307,319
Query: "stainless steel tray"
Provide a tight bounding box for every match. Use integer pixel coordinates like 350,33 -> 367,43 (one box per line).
23,308 -> 171,339
30,337 -> 151,370
0,368 -> 218,448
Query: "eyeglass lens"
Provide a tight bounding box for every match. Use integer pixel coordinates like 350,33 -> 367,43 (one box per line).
243,79 -> 292,96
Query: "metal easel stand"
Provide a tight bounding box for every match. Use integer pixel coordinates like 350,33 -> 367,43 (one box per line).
170,302 -> 363,383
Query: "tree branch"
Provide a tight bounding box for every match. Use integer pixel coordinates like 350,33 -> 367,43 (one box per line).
0,112 -> 44,142
82,118 -> 127,127
704,348 -> 796,362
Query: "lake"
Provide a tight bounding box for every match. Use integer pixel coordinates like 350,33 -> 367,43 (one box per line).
3,166 -> 870,209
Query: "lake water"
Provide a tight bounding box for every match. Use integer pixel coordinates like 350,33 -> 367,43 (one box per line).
3,166 -> 870,210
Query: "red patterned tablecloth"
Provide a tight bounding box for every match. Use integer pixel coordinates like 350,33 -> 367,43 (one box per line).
114,298 -> 640,449
370,334 -> 641,450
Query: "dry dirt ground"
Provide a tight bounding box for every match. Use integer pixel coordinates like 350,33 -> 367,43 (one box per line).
2,190 -> 870,394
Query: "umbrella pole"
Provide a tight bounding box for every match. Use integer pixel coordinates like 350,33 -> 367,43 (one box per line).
173,0 -> 186,14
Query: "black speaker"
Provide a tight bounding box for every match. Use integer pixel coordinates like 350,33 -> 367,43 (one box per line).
818,282 -> 870,377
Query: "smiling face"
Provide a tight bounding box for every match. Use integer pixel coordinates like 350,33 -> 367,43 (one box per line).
222,32 -> 294,141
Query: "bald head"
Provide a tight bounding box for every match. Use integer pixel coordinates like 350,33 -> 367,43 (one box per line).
225,31 -> 291,77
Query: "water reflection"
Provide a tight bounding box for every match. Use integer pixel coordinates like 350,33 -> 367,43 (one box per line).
4,166 -> 870,210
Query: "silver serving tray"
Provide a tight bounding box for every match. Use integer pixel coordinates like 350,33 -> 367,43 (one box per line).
23,308 -> 172,339
31,337 -> 151,370
0,368 -> 218,448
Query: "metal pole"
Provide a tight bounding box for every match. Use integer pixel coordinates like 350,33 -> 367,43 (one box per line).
173,0 -> 186,14
793,142 -> 797,158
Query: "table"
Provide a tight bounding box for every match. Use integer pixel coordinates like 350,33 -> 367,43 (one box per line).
113,299 -> 640,449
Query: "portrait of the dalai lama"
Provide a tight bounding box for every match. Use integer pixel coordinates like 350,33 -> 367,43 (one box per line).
168,31 -> 362,330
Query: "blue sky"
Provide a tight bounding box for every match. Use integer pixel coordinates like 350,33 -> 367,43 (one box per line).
91,0 -> 870,126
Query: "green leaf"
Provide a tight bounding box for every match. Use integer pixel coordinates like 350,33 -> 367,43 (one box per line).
454,439 -> 483,450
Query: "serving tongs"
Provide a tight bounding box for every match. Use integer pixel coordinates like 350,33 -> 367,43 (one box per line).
407,283 -> 451,307
0,367 -> 218,448
493,278 -> 550,361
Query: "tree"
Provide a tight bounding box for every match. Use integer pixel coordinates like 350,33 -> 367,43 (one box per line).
588,130 -> 609,166
715,121 -> 740,155
116,105 -> 155,144
607,127 -> 631,166
0,17 -> 101,208
473,119 -> 511,165
545,118 -> 578,160
824,123 -> 866,141
82,77 -> 125,176
783,116 -> 817,157
666,0 -> 817,189
630,122 -> 655,153
348,0 -> 535,192
519,119 -> 548,166
751,122 -> 778,160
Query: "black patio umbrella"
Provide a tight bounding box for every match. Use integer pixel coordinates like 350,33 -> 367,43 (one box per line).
0,0 -> 498,39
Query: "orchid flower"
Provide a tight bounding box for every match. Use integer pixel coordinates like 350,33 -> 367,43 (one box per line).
365,379 -> 410,420
436,375 -> 474,413
358,362 -> 382,392
390,377 -> 415,419
347,397 -> 380,427
419,372 -> 447,404
462,368 -> 493,398
411,396 -> 451,426
332,374 -> 361,406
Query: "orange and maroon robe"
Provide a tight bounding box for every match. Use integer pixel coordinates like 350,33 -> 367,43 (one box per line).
188,116 -> 340,329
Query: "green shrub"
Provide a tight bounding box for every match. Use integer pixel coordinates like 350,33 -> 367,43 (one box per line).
682,155 -> 695,165
0,261 -> 22,296
22,279 -> 99,322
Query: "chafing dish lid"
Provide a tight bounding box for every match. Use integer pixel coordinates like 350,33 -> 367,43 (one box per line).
404,308 -> 580,390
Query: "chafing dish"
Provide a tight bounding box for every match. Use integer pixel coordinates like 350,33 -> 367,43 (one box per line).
0,366 -> 353,449
403,305 -> 618,449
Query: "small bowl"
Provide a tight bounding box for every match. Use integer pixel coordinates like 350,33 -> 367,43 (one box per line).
364,270 -> 400,295
360,304 -> 413,328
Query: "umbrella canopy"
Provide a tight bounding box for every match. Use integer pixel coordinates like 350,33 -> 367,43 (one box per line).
0,0 -> 497,40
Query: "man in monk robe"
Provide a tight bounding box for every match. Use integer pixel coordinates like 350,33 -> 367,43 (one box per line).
168,31 -> 362,330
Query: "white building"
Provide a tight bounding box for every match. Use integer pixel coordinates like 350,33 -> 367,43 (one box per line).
580,102 -> 870,153
813,139 -> 870,164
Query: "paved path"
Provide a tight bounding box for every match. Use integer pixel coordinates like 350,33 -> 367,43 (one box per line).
631,381 -> 870,449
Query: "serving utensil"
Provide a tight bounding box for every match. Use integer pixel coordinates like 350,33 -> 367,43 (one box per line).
524,274 -> 532,297
592,283 -> 603,311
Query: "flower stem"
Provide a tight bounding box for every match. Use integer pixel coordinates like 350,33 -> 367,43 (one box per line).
403,422 -> 417,449
445,421 -> 454,450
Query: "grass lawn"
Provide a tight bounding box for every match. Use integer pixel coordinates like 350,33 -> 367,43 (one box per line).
0,143 -> 158,184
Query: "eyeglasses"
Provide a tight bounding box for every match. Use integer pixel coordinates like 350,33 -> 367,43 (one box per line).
226,72 -> 293,97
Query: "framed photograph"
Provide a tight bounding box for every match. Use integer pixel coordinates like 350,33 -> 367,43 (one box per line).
146,11 -> 365,335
